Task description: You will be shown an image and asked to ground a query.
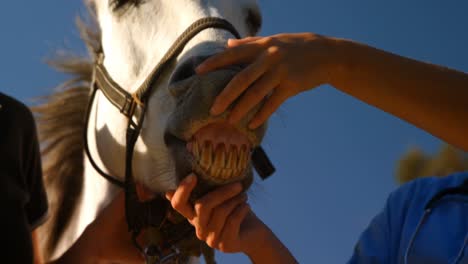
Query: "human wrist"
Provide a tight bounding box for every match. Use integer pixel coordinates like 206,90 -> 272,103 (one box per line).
323,37 -> 356,88
328,37 -> 375,92
244,225 -> 297,264
241,222 -> 274,259
300,33 -> 351,88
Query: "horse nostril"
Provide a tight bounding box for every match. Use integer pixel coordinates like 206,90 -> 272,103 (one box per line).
169,56 -> 211,84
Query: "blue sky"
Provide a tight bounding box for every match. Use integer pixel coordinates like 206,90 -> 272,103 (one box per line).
2,1 -> 467,263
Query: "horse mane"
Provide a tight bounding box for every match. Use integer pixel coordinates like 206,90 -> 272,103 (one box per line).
32,6 -> 101,259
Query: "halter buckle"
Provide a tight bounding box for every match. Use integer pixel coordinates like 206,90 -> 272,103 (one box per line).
124,93 -> 145,121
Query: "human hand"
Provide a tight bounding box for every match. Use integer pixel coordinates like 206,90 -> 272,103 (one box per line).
197,33 -> 340,129
165,174 -> 267,254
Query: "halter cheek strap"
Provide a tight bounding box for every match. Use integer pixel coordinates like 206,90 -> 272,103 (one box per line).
94,58 -> 145,119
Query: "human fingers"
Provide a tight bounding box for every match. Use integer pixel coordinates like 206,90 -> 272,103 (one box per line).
249,88 -> 290,129
210,51 -> 272,116
168,174 -> 197,219
193,182 -> 243,231
227,37 -> 262,47
228,69 -> 280,124
196,42 -> 262,74
217,203 -> 251,252
205,194 -> 248,247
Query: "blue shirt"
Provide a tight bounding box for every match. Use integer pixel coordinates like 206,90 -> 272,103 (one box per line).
349,172 -> 468,264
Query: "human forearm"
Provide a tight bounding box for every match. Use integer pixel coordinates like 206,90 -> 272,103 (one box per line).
243,224 -> 298,264
331,39 -> 468,150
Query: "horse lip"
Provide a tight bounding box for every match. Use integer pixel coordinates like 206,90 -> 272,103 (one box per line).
166,119 -> 260,149
164,132 -> 184,147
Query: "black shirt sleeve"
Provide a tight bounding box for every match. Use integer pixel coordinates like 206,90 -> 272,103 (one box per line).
22,103 -> 48,229
0,93 -> 48,263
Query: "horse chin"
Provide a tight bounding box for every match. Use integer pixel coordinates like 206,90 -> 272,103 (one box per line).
165,124 -> 254,198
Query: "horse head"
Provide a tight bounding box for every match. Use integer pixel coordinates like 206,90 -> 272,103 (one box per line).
36,0 -> 270,262
89,0 -> 265,194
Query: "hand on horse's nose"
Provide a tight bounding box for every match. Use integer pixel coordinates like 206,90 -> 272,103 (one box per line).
169,55 -> 211,85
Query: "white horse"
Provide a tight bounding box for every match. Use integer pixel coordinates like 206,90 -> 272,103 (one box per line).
35,0 -> 267,262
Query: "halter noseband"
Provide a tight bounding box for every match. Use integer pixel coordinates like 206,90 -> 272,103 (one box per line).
84,17 -> 275,263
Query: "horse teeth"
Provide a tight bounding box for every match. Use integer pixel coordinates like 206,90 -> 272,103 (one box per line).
199,143 -> 250,180
218,169 -> 225,179
226,146 -> 236,169
209,166 -> 217,178
213,144 -> 225,169
201,141 -> 212,170
225,169 -> 233,179
217,168 -> 224,178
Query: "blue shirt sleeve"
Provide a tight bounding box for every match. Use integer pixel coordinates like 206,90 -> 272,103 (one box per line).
347,179 -> 422,264
347,199 -> 392,264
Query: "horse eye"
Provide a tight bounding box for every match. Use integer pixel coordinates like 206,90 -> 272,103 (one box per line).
110,0 -> 141,11
110,0 -> 126,10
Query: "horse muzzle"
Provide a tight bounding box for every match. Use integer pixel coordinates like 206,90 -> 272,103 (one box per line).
164,65 -> 267,195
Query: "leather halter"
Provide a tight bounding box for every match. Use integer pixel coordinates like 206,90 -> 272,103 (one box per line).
84,17 -> 275,263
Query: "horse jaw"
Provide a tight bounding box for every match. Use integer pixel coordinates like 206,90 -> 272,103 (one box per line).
90,0 -> 262,192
